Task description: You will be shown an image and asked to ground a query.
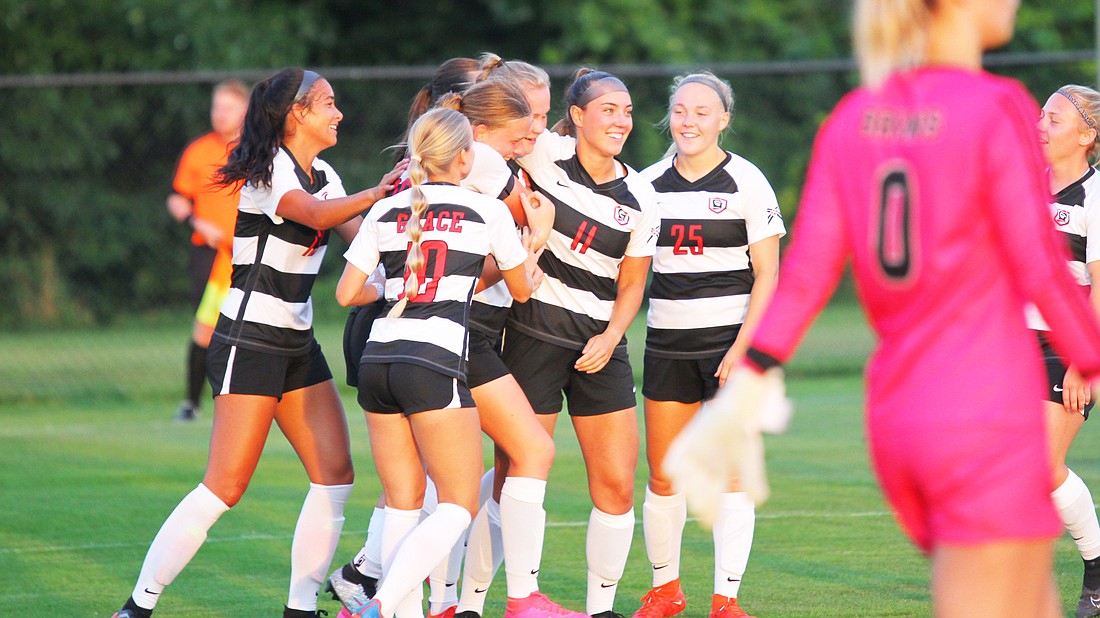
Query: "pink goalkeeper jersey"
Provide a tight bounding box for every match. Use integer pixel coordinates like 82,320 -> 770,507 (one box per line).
751,67 -> 1100,430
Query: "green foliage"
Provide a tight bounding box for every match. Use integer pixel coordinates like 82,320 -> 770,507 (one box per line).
0,0 -> 1096,326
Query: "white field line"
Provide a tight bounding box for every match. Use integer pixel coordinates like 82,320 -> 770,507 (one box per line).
0,511 -> 893,556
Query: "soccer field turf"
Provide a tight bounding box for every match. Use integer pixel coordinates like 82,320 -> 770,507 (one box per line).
1,301 -> 1097,616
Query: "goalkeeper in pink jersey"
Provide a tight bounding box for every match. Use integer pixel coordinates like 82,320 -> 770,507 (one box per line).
667,1 -> 1100,616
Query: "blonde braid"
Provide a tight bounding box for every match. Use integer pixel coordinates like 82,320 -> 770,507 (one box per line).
387,108 -> 473,318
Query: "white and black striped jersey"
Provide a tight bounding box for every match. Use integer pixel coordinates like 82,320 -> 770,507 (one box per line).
1027,166 -> 1100,331
344,183 -> 527,380
640,152 -> 785,359
213,146 -> 346,354
510,130 -> 659,350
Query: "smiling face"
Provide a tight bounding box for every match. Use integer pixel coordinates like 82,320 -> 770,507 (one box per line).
572,90 -> 633,158
293,78 -> 342,149
1039,92 -> 1095,166
514,84 -> 551,157
669,81 -> 730,159
473,114 -> 534,160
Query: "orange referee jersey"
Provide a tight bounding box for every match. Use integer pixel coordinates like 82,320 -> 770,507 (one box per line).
172,132 -> 241,251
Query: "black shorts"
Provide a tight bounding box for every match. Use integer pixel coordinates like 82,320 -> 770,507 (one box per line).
1038,332 -> 1095,418
206,339 -> 333,400
342,300 -> 387,388
642,352 -> 724,404
188,244 -> 218,309
466,330 -> 510,389
501,329 -> 637,416
357,362 -> 475,416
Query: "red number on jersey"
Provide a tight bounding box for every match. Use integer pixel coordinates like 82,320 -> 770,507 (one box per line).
670,223 -> 704,255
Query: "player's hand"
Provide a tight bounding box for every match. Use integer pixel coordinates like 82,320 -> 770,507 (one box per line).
520,227 -> 545,291
575,332 -> 616,374
664,365 -> 792,527
1063,365 -> 1091,414
714,344 -> 746,388
192,217 -> 224,249
521,191 -> 554,252
374,159 -> 409,198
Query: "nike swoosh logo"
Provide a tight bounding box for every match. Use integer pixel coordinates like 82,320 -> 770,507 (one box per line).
653,564 -> 668,570
1092,595 -> 1100,608
474,587 -> 489,594
600,583 -> 616,588
530,569 -> 539,575
727,577 -> 741,583
1055,385 -> 1064,392
556,180 -> 569,188
144,588 -> 160,595
446,582 -> 455,587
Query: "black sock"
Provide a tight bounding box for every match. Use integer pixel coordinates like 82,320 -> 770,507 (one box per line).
1084,556 -> 1100,589
122,597 -> 154,618
186,341 -> 207,405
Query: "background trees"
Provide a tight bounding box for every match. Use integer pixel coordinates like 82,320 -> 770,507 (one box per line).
0,0 -> 1094,326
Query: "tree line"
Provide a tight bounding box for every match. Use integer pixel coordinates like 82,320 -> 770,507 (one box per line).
0,0 -> 1095,327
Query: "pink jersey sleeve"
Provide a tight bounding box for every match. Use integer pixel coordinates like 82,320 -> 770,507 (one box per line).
749,114 -> 851,363
985,84 -> 1100,378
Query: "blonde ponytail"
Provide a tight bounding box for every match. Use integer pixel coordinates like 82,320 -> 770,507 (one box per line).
387,108 -> 473,318
854,0 -> 933,88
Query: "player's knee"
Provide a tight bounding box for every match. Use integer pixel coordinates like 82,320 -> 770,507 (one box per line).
646,473 -> 675,496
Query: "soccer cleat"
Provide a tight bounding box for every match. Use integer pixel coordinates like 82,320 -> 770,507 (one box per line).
325,562 -> 378,612
428,607 -> 457,618
173,401 -> 198,422
1078,584 -> 1100,618
113,612 -> 147,618
349,599 -> 383,618
590,612 -> 625,618
708,594 -> 754,618
631,579 -> 686,618
504,591 -> 588,618
113,598 -> 153,618
454,612 -> 482,618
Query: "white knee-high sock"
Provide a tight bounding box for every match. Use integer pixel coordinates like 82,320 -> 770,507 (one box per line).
353,507 -> 386,578
288,483 -> 353,611
585,507 -> 635,615
501,477 -> 547,599
642,487 -> 686,588
714,492 -> 755,598
131,484 -> 229,609
380,507 -> 422,618
456,498 -> 503,613
1053,469 -> 1100,561
376,504 -> 472,618
428,523 -> 468,613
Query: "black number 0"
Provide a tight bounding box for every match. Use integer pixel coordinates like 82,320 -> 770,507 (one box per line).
877,168 -> 913,280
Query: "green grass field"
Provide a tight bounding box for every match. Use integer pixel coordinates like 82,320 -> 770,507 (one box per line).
2,300 -> 1097,617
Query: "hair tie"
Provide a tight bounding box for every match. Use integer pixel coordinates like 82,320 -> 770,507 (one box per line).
1058,89 -> 1097,130
410,154 -> 422,163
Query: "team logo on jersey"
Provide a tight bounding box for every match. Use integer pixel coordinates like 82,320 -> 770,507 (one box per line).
709,197 -> 727,213
1055,209 -> 1071,226
614,205 -> 631,226
320,191 -> 329,200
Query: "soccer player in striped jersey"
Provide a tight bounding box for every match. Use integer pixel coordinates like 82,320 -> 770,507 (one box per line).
111,69 -> 403,618
505,68 -> 659,618
333,107 -> 537,618
665,1 -> 1100,616
634,72 -> 783,618
453,56 -> 559,618
1033,85 -> 1100,618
